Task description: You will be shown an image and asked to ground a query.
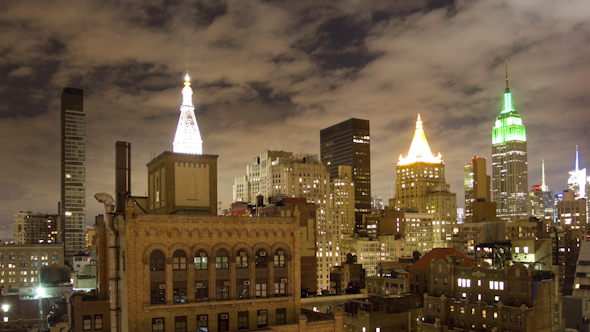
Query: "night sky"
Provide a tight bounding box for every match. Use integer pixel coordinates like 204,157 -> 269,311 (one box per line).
1,0 -> 589,240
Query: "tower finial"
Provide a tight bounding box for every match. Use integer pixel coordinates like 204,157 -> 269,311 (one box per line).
505,60 -> 510,92
541,159 -> 548,192
575,145 -> 579,172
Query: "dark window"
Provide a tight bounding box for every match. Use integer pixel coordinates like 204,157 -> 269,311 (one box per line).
276,308 -> 286,325
257,310 -> 268,328
522,284 -> 528,293
152,318 -> 165,332
196,315 -> 208,332
217,280 -> 229,300
256,250 -> 268,268
175,316 -> 187,332
218,313 -> 229,332
236,280 -> 250,299
173,287 -> 187,303
150,250 -> 165,271
238,311 -> 249,330
195,282 -> 209,302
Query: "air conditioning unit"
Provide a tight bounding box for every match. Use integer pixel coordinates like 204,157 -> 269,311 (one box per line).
240,251 -> 247,257
244,280 -> 250,285
281,278 -> 288,284
155,319 -> 163,325
221,314 -> 229,320
260,251 -> 266,257
200,252 -> 206,257
278,251 -> 284,255
196,283 -> 203,287
199,316 -> 208,321
159,284 -> 166,289
223,281 -> 231,286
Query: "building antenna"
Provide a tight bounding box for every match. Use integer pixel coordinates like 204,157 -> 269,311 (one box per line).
505,60 -> 510,92
575,145 -> 579,172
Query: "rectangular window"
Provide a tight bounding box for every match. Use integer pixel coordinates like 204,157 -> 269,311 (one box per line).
95,315 -> 103,330
173,287 -> 187,303
276,308 -> 286,325
274,281 -> 286,296
237,281 -> 249,299
152,318 -> 165,332
173,257 -> 187,270
195,282 -> 209,302
194,256 -> 208,269
482,310 -> 486,318
175,316 -> 187,332
218,313 -> 229,332
83,315 -> 91,330
256,283 -> 267,297
217,282 -> 229,300
522,284 -> 528,293
216,256 -> 229,269
257,310 -> 268,328
238,311 -> 249,330
197,315 -> 208,332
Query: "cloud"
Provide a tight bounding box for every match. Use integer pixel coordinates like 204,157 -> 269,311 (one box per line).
0,0 -> 589,238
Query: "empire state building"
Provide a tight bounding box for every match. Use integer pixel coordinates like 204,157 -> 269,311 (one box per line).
492,62 -> 528,221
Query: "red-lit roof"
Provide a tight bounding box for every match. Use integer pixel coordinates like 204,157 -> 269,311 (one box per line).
409,248 -> 476,270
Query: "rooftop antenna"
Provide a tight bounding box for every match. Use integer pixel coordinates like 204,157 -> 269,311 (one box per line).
505,60 -> 510,92
575,145 -> 580,172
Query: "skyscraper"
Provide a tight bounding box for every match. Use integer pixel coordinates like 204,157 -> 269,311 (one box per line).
567,145 -> 587,200
61,87 -> 86,259
492,62 -> 528,221
464,156 -> 490,223
173,73 -> 203,154
393,115 -> 456,246
320,118 -> 370,226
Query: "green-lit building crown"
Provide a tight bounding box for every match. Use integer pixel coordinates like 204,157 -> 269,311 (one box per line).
492,67 -> 526,144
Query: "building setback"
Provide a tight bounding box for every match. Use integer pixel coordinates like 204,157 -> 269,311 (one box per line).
61,87 -> 86,261
320,118 -> 371,226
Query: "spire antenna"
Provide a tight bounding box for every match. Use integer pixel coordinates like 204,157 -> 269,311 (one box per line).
575,145 -> 579,172
505,60 -> 510,92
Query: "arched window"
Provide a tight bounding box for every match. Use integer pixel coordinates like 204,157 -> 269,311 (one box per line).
41,253 -> 48,266
194,249 -> 209,302
274,249 -> 286,267
215,249 -> 230,301
194,250 -> 208,270
150,250 -> 165,271
8,253 -> 15,261
150,250 -> 166,304
19,253 -> 26,261
215,250 -> 229,269
172,250 -> 188,303
236,250 -> 248,268
255,250 -> 268,268
173,251 -> 187,270
52,253 -> 59,262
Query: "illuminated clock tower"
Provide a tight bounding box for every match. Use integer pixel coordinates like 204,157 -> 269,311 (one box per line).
173,73 -> 203,154
492,62 -> 528,221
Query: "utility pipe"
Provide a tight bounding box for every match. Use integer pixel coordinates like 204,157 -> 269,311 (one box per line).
94,193 -> 119,332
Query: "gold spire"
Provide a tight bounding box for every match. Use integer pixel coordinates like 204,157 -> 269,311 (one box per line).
398,114 -> 442,166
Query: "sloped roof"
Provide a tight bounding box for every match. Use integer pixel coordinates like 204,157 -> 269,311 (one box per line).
409,248 -> 476,270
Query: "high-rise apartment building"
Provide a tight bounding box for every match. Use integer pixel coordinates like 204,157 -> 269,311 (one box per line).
320,118 -> 371,226
61,87 -> 86,259
13,211 -> 59,244
392,115 -> 456,246
492,64 -> 528,221
464,157 -> 490,223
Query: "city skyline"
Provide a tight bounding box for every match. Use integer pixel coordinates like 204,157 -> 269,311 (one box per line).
1,1 -> 589,240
